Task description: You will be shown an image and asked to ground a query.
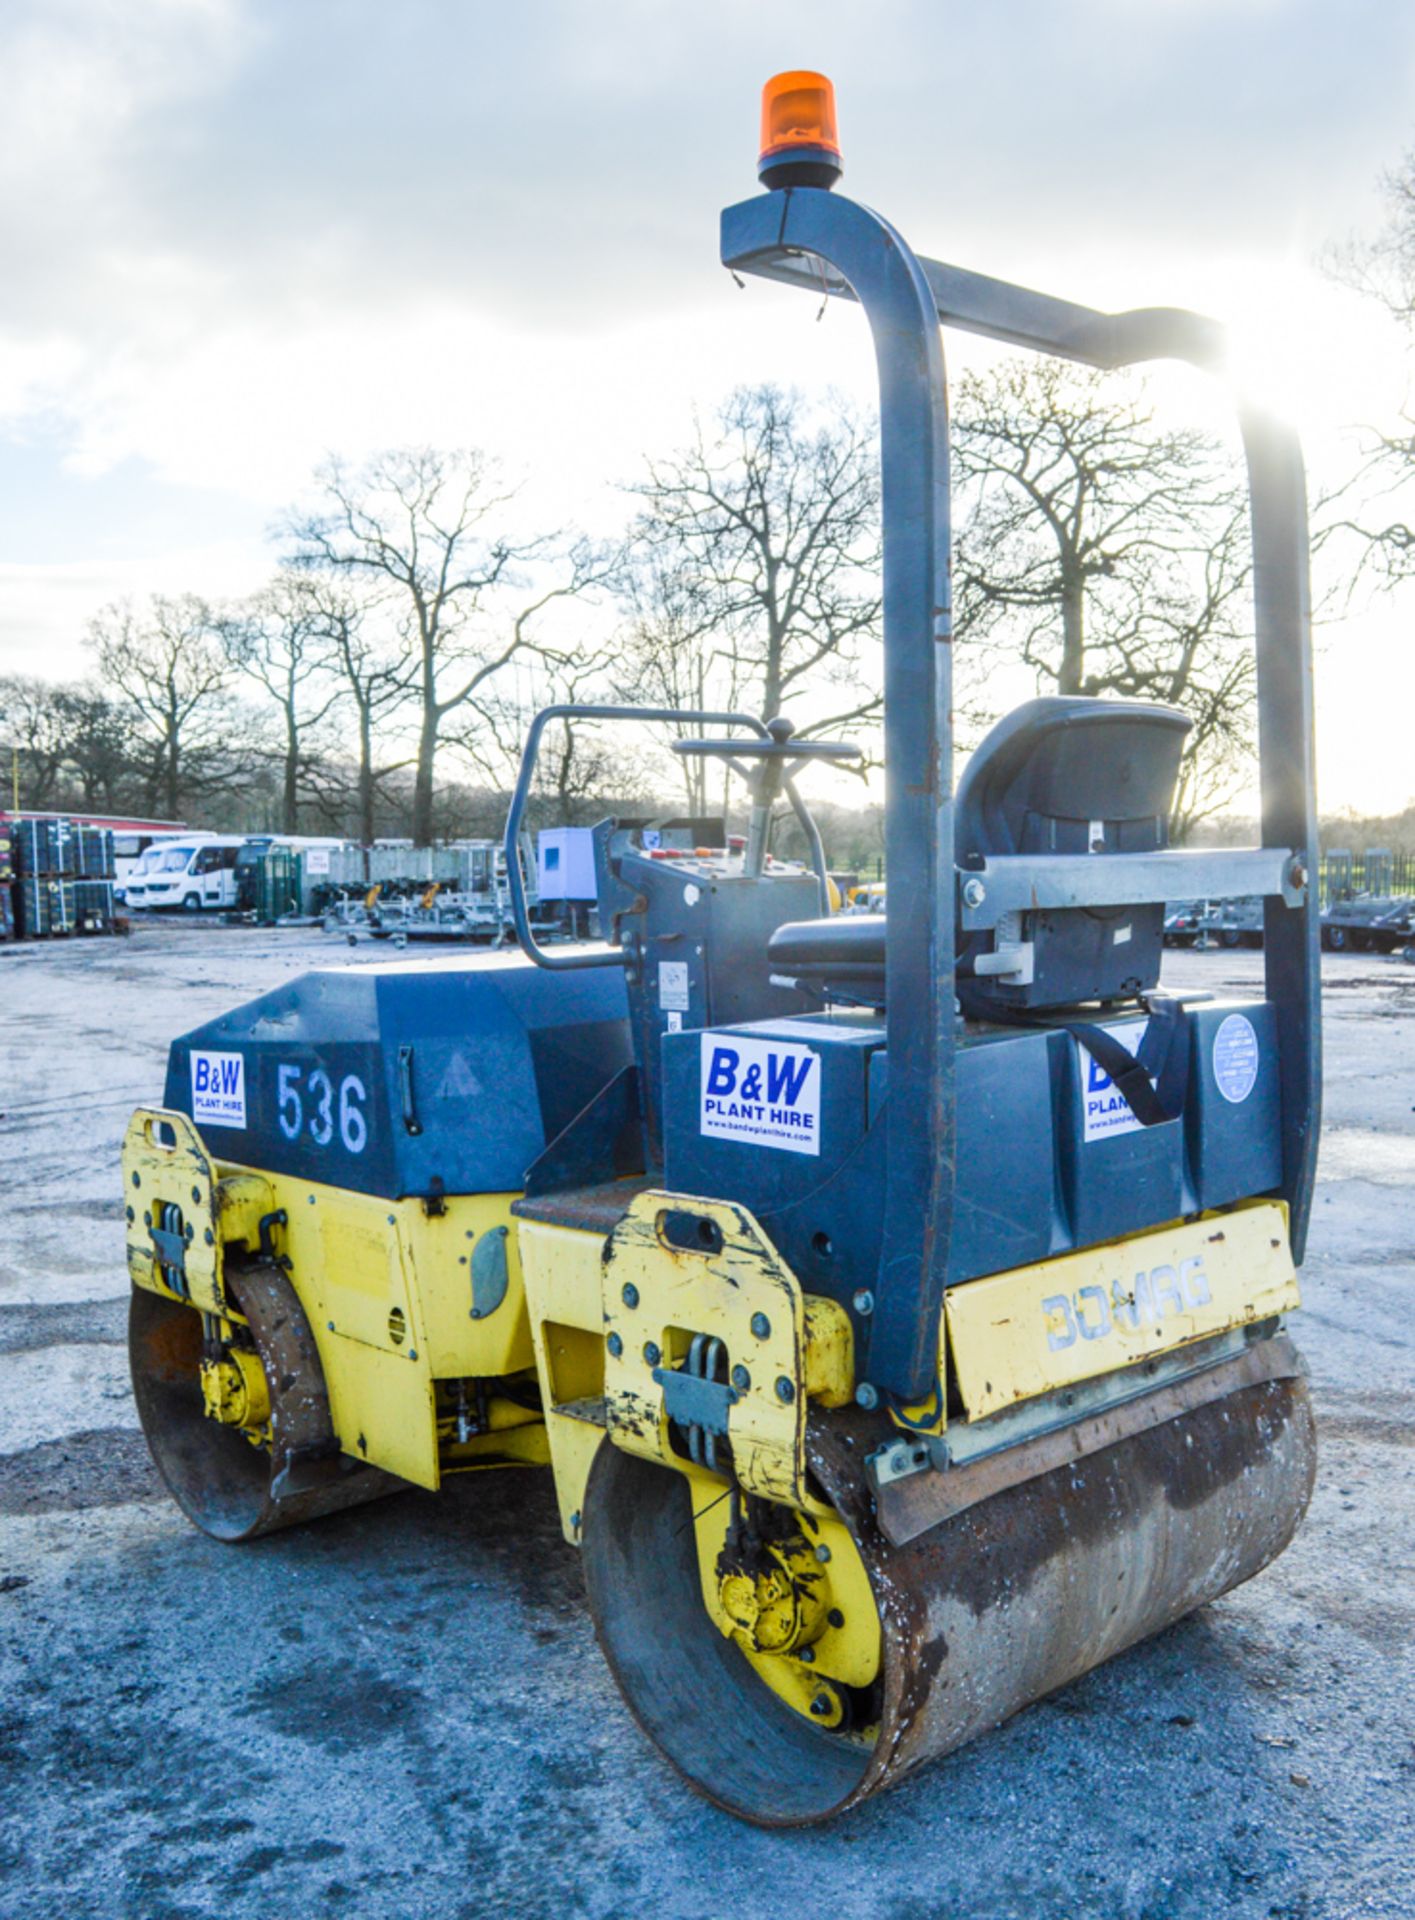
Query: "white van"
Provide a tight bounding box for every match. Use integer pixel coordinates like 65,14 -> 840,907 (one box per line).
123,836 -> 249,912
113,831 -> 215,903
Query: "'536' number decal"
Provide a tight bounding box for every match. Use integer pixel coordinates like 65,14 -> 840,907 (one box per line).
276,1063 -> 369,1155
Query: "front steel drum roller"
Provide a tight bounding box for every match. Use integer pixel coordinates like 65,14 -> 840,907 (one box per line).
581,1371 -> 1317,1827
129,1257 -> 398,1542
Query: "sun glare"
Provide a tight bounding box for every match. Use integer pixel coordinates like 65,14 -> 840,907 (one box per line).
1213,260 -> 1410,447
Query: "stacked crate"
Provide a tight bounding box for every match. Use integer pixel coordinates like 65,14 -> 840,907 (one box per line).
12,819 -> 117,938
74,825 -> 116,931
14,820 -> 60,937
0,829 -> 13,941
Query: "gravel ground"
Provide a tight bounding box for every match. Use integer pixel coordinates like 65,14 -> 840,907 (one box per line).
0,924 -> 1411,1920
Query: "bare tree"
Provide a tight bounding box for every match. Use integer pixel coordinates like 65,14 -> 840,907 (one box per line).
615,555 -> 751,816
1323,154 -> 1415,590
0,674 -> 154,814
284,449 -> 608,844
952,359 -> 1255,833
219,572 -> 344,833
624,385 -> 884,758
313,587 -> 415,848
1329,148 -> 1415,330
0,675 -> 73,809
89,596 -> 232,818
457,646 -> 648,828
55,686 -> 140,811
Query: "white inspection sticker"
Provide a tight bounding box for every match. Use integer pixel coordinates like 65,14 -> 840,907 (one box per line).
1078,1024 -> 1150,1144
191,1050 -> 247,1128
700,1032 -> 821,1156
1212,1012 -> 1259,1104
659,960 -> 690,1012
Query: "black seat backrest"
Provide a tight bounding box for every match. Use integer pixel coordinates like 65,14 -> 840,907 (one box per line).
957,696 -> 1191,1016
955,696 -> 1191,865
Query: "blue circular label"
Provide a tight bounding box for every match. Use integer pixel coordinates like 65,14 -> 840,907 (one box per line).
1213,1013 -> 1259,1104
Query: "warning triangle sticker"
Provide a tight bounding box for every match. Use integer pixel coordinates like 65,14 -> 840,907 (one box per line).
437,1052 -> 481,1100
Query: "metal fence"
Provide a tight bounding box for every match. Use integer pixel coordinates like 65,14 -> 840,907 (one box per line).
1319,847 -> 1415,907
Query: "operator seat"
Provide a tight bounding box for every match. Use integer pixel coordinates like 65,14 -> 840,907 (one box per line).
767,696 -> 1192,1014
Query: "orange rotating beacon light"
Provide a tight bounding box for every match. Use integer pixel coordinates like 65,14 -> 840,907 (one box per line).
757,70 -> 843,191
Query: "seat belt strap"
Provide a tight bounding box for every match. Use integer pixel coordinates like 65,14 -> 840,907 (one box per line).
1068,995 -> 1190,1128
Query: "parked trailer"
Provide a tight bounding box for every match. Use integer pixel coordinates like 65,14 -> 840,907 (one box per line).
239,839 -> 526,926
1371,897 -> 1415,951
1321,893 -> 1415,952
1164,897 -> 1264,949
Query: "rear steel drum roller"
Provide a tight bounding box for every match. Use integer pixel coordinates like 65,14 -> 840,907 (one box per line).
129,1258 -> 398,1542
581,1370 -> 1317,1826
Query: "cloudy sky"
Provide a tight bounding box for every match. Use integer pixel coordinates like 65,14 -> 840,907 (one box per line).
3,0 -> 1415,811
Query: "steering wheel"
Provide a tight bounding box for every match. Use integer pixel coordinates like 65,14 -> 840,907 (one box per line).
672,715 -> 862,778
671,716 -> 860,904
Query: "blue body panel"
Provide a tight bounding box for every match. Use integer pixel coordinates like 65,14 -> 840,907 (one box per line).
164,956 -> 631,1200
662,1003 -> 1282,1320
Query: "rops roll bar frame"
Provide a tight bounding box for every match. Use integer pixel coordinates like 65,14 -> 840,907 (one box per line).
720,184 -> 1320,1401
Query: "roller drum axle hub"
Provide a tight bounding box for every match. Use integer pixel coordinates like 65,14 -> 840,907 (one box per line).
199,1346 -> 269,1431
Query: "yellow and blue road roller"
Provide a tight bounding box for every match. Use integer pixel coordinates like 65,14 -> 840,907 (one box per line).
124,73 -> 1320,1825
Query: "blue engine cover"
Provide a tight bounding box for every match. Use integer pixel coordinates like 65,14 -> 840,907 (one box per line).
165,955 -> 631,1200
